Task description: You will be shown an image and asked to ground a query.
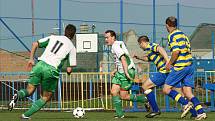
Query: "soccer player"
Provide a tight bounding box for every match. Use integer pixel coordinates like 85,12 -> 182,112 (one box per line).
104,30 -> 147,118
134,35 -> 198,118
133,35 -> 174,118
163,16 -> 207,120
8,24 -> 77,119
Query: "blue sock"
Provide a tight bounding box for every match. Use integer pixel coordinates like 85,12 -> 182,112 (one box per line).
168,90 -> 188,105
191,97 -> 204,114
145,89 -> 159,112
190,107 -> 198,117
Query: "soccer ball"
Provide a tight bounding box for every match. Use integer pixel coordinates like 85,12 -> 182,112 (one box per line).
73,107 -> 85,118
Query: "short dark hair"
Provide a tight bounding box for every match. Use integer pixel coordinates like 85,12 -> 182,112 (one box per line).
166,16 -> 177,27
65,24 -> 76,39
137,35 -> 149,43
105,30 -> 116,39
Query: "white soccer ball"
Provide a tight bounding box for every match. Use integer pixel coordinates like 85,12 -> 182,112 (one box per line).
73,107 -> 85,118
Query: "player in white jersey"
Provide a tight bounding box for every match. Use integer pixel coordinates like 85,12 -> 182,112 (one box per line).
8,24 -> 77,119
105,30 -> 147,118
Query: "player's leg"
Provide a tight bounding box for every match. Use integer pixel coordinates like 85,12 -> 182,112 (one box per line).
111,72 -> 124,118
112,68 -> 135,118
8,83 -> 36,111
163,84 -> 192,117
22,80 -> 57,118
21,62 -> 59,119
181,87 -> 203,119
173,87 -> 182,94
143,72 -> 166,116
111,84 -> 124,118
173,87 -> 197,118
120,68 -> 146,102
119,68 -> 147,102
143,80 -> 160,118
22,91 -> 52,119
143,72 -> 169,118
120,68 -> 146,103
163,70 -> 188,105
119,90 -> 146,103
121,68 -> 151,113
8,63 -> 42,111
181,65 -> 206,120
163,70 -> 192,117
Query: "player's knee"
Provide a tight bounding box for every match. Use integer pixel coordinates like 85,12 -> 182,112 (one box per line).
163,87 -> 170,95
182,87 -> 194,100
111,85 -> 120,96
120,94 -> 129,100
120,95 -> 125,100
111,89 -> 118,96
42,92 -> 53,102
26,84 -> 36,96
142,83 -> 150,90
42,96 -> 52,102
182,92 -> 194,100
142,80 -> 153,90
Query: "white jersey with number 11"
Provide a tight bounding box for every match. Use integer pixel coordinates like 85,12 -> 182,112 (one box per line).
37,35 -> 76,69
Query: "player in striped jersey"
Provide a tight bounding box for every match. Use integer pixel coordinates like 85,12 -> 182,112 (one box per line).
134,35 -> 198,118
163,16 -> 206,120
133,35 -> 180,118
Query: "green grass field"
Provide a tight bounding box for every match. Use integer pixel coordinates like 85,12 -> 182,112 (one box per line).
0,111 -> 214,121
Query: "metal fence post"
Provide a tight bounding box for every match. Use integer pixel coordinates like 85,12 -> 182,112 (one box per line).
177,2 -> 180,28
152,0 -> 156,42
81,74 -> 84,108
165,95 -> 170,112
105,74 -> 108,109
212,32 -> 214,59
58,73 -> 62,111
58,0 -> 62,35
205,72 -> 208,102
211,89 -> 215,111
120,0 -> 123,41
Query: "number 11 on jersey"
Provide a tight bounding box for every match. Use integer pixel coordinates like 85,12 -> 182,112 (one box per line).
51,40 -> 63,54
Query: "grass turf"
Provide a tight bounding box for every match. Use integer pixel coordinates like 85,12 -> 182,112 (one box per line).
0,110 -> 214,121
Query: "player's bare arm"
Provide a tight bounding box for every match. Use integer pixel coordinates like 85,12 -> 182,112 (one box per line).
27,41 -> 39,70
110,69 -> 117,77
133,54 -> 149,62
121,55 -> 132,80
157,46 -> 169,62
166,50 -> 180,71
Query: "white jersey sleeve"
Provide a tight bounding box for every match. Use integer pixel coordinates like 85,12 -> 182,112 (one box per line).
68,43 -> 77,66
38,36 -> 51,48
112,42 -> 125,60
111,41 -> 135,73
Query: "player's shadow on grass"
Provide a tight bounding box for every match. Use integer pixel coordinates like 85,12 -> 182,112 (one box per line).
153,116 -> 189,120
124,116 -> 139,118
35,117 -> 89,120
35,117 -> 72,120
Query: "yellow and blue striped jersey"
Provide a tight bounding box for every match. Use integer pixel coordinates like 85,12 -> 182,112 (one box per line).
167,29 -> 193,71
145,43 -> 167,73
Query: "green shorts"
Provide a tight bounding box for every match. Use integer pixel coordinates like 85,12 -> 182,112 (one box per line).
28,61 -> 59,92
112,68 -> 135,90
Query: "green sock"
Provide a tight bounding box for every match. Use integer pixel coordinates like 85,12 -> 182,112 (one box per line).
24,98 -> 46,117
112,96 -> 124,116
18,89 -> 29,99
130,94 -> 146,103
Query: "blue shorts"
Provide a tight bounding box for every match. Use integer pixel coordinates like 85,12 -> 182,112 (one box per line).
165,64 -> 194,88
150,72 -> 181,88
